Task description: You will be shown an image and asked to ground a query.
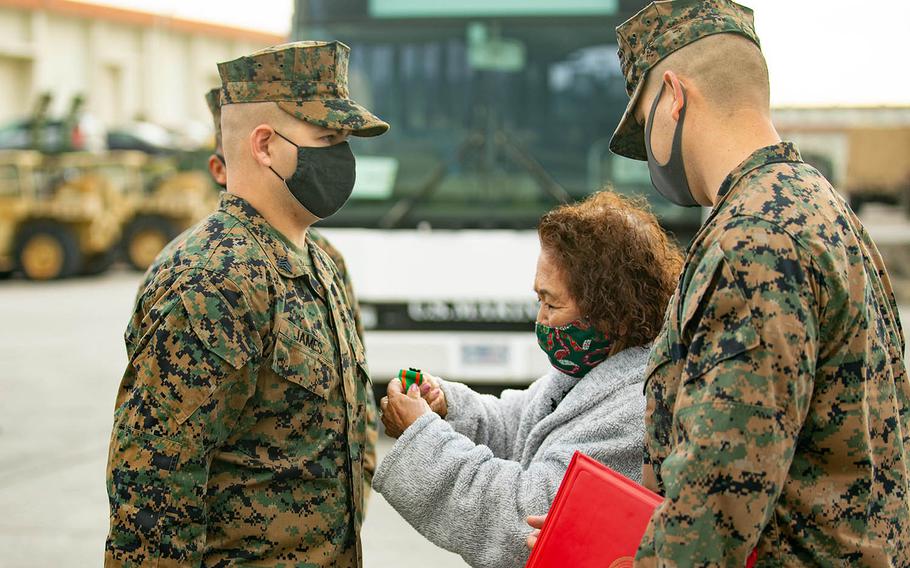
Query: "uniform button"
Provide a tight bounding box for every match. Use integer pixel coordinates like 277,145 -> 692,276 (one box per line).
135,508 -> 160,531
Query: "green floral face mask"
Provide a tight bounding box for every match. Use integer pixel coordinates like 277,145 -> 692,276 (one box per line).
535,319 -> 613,378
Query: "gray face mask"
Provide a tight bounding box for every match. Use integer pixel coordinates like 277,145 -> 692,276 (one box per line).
644,83 -> 699,207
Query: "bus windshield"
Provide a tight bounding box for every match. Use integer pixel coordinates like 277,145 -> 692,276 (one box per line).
294,0 -> 700,234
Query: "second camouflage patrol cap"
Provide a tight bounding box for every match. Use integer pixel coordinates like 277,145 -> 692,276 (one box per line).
610,0 -> 760,160
218,41 -> 389,137
204,87 -> 223,150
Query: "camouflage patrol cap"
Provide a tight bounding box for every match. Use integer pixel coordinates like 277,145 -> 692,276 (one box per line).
204,87 -> 223,151
218,41 -> 389,137
610,0 -> 760,160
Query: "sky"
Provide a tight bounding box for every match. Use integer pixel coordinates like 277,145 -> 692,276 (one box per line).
75,0 -> 910,107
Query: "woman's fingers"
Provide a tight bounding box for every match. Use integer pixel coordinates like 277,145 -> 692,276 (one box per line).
526,529 -> 540,550
429,396 -> 445,414
387,377 -> 404,395
527,515 -> 547,529
525,515 -> 546,550
423,387 -> 440,403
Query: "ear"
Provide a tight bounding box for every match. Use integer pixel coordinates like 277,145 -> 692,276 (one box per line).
207,154 -> 227,186
662,70 -> 686,122
249,124 -> 275,168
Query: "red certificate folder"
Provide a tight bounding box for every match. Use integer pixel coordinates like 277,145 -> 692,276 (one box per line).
525,451 -> 661,568
527,451 -> 758,568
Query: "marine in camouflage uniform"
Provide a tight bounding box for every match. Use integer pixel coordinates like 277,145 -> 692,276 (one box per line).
608,2 -> 910,565
136,86 -> 377,500
105,41 -> 389,566
210,84 -> 376,488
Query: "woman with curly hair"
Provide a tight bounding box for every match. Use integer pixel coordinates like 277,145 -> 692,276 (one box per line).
373,191 -> 684,568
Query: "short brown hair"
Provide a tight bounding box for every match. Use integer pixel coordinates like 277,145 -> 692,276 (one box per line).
650,33 -> 770,115
537,191 -> 683,351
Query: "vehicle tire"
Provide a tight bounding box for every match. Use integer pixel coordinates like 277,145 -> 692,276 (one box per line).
14,221 -> 83,280
123,215 -> 179,271
81,246 -> 118,276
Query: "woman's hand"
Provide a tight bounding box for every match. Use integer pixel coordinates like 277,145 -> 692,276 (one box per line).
526,515 -> 547,550
381,379 -> 432,438
418,374 -> 448,419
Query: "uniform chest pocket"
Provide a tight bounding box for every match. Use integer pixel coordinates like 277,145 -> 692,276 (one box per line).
272,317 -> 338,400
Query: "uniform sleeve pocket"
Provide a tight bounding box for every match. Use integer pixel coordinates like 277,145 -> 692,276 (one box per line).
180,281 -> 260,370
680,243 -> 760,381
643,294 -> 678,394
272,318 -> 336,400
645,324 -> 674,376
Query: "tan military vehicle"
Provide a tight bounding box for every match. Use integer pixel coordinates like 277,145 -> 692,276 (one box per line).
0,150 -> 123,279
47,151 -> 218,272
120,158 -> 218,271
774,107 -> 910,214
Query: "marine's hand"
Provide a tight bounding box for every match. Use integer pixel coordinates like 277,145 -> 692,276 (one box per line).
381,383 -> 431,438
526,515 -> 547,550
418,373 -> 448,419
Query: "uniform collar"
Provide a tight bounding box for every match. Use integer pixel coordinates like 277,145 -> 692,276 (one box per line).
714,141 -> 802,204
219,192 -> 311,278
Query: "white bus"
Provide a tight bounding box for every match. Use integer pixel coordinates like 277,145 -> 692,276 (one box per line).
300,0 -> 701,386
320,227 -> 547,385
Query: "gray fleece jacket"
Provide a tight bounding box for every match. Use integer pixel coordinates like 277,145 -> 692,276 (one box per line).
372,345 -> 650,568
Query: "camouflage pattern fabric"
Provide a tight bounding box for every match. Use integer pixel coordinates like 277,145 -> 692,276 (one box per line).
106,192 -> 374,566
218,41 -> 389,137
136,85 -> 379,507
307,232 -> 365,353
139,228 -> 365,345
610,0 -> 759,160
136,226 -> 379,505
307,229 -> 377,496
636,142 -> 910,565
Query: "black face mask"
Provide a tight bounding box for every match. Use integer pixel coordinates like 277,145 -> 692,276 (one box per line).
269,131 -> 356,219
644,83 -> 699,207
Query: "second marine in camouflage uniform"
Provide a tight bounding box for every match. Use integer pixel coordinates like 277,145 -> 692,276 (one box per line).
105,41 -> 389,566
608,1 -> 910,565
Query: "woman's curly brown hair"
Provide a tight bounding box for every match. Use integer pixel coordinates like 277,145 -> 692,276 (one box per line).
537,190 -> 684,351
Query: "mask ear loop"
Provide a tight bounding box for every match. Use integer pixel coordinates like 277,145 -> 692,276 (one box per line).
272,129 -> 298,148
644,82 -> 666,164
644,82 -> 688,167
268,129 -> 298,183
268,165 -> 288,183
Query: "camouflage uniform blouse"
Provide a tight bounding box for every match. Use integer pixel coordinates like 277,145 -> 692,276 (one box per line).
105,193 -> 373,567
636,142 -> 909,566
137,214 -> 378,500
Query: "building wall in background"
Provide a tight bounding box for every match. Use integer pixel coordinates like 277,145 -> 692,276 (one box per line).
0,0 -> 284,130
